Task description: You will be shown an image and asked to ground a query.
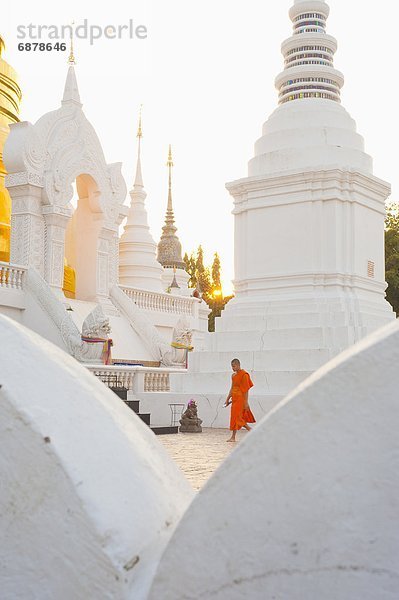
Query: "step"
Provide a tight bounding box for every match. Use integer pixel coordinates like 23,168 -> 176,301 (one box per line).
125,400 -> 140,413
110,387 -> 128,401
138,413 -> 151,426
151,426 -> 179,435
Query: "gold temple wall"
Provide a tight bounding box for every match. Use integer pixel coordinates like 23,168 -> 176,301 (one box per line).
0,36 -> 22,262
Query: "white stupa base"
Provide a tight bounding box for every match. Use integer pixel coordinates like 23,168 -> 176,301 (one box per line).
163,289 -> 395,420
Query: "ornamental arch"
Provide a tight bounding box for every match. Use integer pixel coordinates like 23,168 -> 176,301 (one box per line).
3,66 -> 127,302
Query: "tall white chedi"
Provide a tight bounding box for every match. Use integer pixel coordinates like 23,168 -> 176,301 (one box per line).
223,0 -> 394,338
175,0 -> 395,402
119,113 -> 164,292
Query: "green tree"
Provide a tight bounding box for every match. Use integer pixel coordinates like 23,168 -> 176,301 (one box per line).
385,202 -> 399,316
183,252 -> 196,288
211,252 -> 222,291
183,245 -> 234,331
195,245 -> 205,279
197,266 -> 212,300
192,245 -> 211,298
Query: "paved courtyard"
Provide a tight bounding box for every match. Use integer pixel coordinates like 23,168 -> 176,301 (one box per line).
158,428 -> 249,491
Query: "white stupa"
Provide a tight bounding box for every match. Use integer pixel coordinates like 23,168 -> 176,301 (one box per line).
119,112 -> 164,292
167,0 -> 395,416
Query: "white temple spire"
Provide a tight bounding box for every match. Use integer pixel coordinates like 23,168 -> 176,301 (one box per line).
134,105 -> 144,188
118,109 -> 164,292
62,24 -> 82,107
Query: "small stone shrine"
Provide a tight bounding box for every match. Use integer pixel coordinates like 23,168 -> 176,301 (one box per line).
179,399 -> 202,433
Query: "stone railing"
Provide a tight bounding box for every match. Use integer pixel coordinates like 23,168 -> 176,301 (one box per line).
120,286 -> 198,316
144,371 -> 170,392
0,262 -> 25,290
86,365 -> 135,390
86,365 -> 177,393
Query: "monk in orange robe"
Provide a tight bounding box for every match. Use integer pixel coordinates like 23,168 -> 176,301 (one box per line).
224,358 -> 256,442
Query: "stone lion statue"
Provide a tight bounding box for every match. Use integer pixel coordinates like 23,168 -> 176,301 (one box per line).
82,305 -> 111,339
167,316 -> 194,367
171,317 -> 193,351
179,400 -> 202,433
79,305 -> 113,365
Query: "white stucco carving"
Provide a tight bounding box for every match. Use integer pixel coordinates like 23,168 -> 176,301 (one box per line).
0,314 -> 192,599
3,65 -> 128,300
25,268 -> 111,364
82,304 -> 111,339
172,316 -> 193,349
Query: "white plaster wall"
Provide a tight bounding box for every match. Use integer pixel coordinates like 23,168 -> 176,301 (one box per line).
246,202 -> 313,277
21,288 -> 68,350
139,391 -> 281,429
0,285 -> 68,350
353,202 -> 386,283
0,301 -> 24,322
150,319 -> 399,599
0,315 -> 193,599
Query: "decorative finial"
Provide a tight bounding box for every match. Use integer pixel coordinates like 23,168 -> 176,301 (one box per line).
133,104 -> 144,188
166,144 -> 174,210
68,21 -> 76,65
170,266 -> 180,289
156,144 -> 185,270
137,104 -> 143,138
167,144 -> 173,167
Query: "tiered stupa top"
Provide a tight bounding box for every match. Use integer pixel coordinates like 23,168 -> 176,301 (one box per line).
276,0 -> 343,105
247,0 -> 373,177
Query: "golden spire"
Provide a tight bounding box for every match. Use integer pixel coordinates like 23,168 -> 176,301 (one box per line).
167,144 -> 174,211
166,144 -> 174,167
137,104 -> 143,138
157,144 -> 184,269
133,105 -> 144,188
68,21 -> 76,65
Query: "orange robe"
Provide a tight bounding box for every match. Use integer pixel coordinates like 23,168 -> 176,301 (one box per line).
230,369 -> 256,430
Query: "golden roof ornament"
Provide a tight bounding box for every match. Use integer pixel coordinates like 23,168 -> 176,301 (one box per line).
68,21 -> 76,65
157,145 -> 185,270
137,104 -> 143,138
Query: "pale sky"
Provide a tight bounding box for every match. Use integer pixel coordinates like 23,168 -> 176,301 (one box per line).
3,0 -> 399,294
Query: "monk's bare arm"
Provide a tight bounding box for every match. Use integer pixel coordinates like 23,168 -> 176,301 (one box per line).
244,390 -> 249,410
225,376 -> 233,406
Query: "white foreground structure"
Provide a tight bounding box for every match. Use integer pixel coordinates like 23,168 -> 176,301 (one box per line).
150,319 -> 399,599
0,315 -> 192,599
166,0 -> 395,420
2,300 -> 398,599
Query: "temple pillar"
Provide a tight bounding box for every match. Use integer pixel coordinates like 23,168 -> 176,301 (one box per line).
96,226 -> 120,307
7,177 -> 44,273
42,207 -> 71,299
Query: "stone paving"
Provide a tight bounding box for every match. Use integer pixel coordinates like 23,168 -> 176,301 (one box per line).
158,428 -> 249,491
